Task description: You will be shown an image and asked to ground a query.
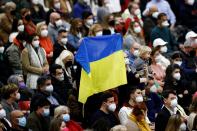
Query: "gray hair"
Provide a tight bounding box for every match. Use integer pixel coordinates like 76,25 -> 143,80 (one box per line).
7,74 -> 21,85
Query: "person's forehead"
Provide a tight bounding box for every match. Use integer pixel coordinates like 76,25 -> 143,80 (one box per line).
107,97 -> 114,102
168,93 -> 176,98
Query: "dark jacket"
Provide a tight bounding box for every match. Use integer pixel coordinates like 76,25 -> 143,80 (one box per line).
26,111 -> 50,131
0,118 -> 11,131
155,106 -> 171,131
30,4 -> 46,24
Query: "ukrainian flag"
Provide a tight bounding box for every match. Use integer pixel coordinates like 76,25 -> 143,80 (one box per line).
75,34 -> 127,103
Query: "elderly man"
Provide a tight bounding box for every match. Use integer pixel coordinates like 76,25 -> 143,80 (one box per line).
48,12 -> 70,44
10,110 -> 27,131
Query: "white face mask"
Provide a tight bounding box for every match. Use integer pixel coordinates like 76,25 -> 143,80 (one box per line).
135,95 -> 143,103
86,19 -> 94,27
41,30 -> 48,37
16,93 -> 21,100
32,40 -> 40,48
173,73 -> 181,81
133,50 -> 139,57
160,46 -> 168,53
45,85 -> 53,93
174,61 -> 182,66
134,9 -> 141,16
108,103 -> 116,112
179,123 -> 187,131
162,21 -> 169,27
18,25 -> 25,32
32,0 -> 39,5
155,54 -> 163,62
171,99 -> 178,108
0,109 -> 6,119
96,31 -> 103,36
134,26 -> 141,33
23,41 -> 27,47
54,2 -> 61,9
61,38 -> 68,45
152,12 -> 159,18
150,85 -> 157,93
187,0 -> 195,5
55,19 -> 63,27
0,46 -> 5,54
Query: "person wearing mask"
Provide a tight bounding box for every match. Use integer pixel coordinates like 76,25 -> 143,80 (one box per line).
30,75 -> 64,115
48,12 -> 69,44
0,84 -> 20,120
49,117 -> 69,131
171,51 -> 183,67
118,87 -> 144,125
0,2 -> 16,45
12,19 -> 25,33
152,38 -> 171,70
54,105 -> 83,131
72,0 -> 92,19
103,14 -> 117,35
90,92 -> 119,129
53,28 -> 76,62
36,22 -> 53,64
151,13 -> 178,52
10,110 -> 27,131
88,24 -> 103,37
126,103 -> 151,131
21,34 -> 49,90
82,11 -> 94,36
155,90 -> 187,131
143,0 -> 176,30
67,18 -> 84,50
5,32 -> 27,75
20,8 -> 36,35
26,96 -> 51,131
0,104 -> 12,131
50,64 -> 73,104
165,114 -> 187,131
30,0 -> 46,24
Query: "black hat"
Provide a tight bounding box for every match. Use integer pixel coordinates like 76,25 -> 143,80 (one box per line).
82,11 -> 93,20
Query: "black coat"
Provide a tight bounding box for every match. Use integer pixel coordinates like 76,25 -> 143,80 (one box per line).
155,106 -> 171,131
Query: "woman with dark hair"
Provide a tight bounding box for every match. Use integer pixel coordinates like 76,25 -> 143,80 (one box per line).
50,117 -> 69,131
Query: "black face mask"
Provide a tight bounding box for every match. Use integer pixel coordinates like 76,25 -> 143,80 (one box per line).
189,50 -> 196,57
25,15 -> 31,21
65,61 -> 73,67
108,20 -> 115,26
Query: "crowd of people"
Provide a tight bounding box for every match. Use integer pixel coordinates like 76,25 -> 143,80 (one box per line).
0,0 -> 196,131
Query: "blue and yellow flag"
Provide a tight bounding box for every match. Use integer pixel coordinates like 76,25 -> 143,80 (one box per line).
75,34 -> 127,103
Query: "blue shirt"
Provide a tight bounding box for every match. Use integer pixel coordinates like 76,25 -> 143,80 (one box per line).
125,50 -> 136,66
72,2 -> 92,19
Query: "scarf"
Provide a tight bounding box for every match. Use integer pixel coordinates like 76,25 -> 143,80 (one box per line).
129,114 -> 151,131
26,44 -> 46,89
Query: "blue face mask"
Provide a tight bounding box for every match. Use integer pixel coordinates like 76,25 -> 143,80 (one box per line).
62,114 -> 70,122
42,108 -> 50,117
17,117 -> 26,127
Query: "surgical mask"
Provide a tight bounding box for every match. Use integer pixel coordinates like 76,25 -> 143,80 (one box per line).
108,103 -> 116,112
19,82 -> 26,89
171,99 -> 178,108
41,30 -> 48,37
18,25 -> 24,32
187,0 -> 195,5
86,19 -> 94,27
16,93 -> 21,100
23,41 -> 27,47
65,61 -> 73,67
174,61 -> 182,66
17,117 -> 26,127
135,95 -> 143,103
62,114 -> 70,122
42,108 -> 50,117
55,19 -> 63,27
32,40 -> 40,48
155,54 -> 163,62
54,2 -> 61,9
152,12 -> 159,18
179,123 -> 187,131
96,31 -> 103,36
133,50 -> 139,57
0,46 -> 5,53
45,85 -> 53,93
162,21 -> 169,27
134,26 -> 141,33
56,74 -> 64,81
134,9 -> 141,16
160,46 -> 168,53
150,85 -> 157,93
32,0 -> 39,5
173,73 -> 181,81
61,38 -> 68,45
0,109 -> 6,118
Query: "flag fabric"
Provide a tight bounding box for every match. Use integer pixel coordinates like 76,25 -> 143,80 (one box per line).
75,34 -> 127,103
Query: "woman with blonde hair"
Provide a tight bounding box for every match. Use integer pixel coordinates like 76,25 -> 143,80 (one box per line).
165,114 -> 186,131
36,22 -> 53,63
88,24 -> 103,37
